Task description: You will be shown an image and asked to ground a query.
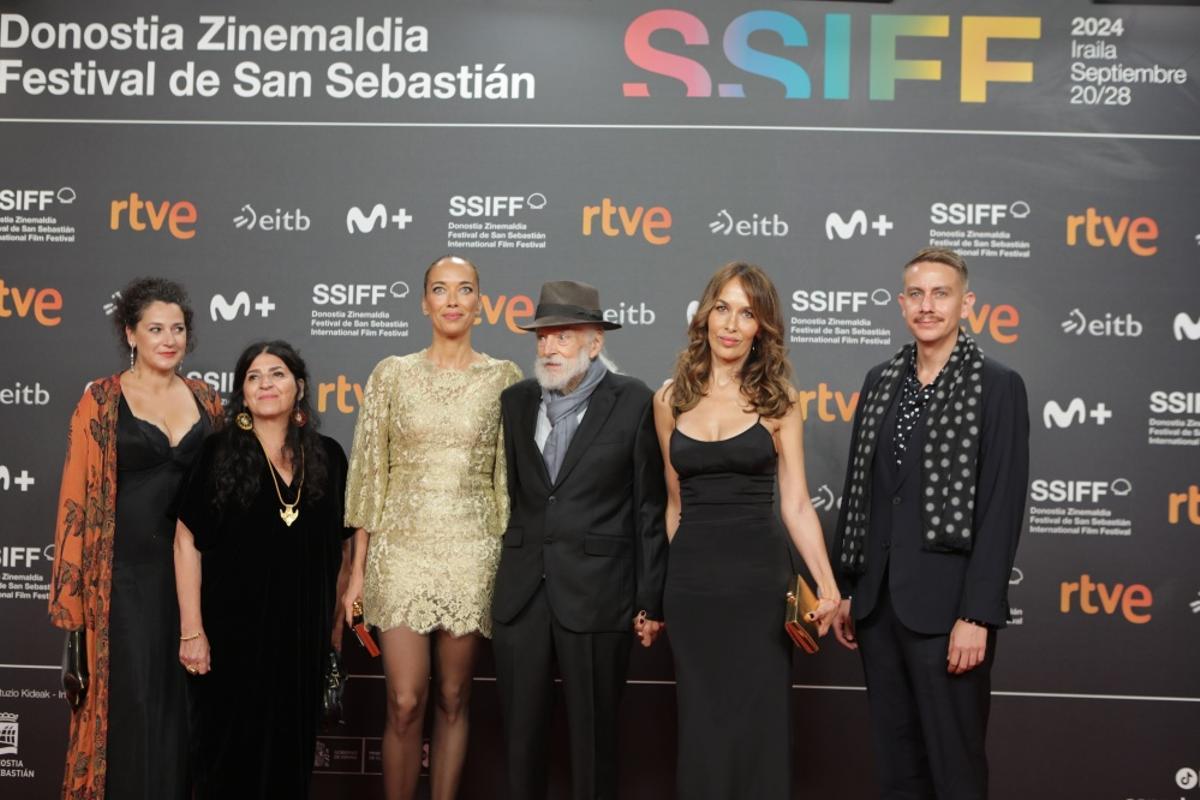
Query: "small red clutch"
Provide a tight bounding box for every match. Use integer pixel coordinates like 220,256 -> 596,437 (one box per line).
351,600 -> 380,657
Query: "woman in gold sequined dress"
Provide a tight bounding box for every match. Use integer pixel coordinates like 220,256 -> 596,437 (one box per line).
343,255 -> 522,800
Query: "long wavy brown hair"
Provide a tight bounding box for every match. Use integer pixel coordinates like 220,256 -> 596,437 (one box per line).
670,262 -> 795,419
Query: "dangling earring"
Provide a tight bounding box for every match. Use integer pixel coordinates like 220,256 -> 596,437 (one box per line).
292,408 -> 308,427
128,345 -> 136,370
235,412 -> 254,431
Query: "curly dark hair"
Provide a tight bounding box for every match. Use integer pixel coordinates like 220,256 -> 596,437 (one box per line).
670,262 -> 795,420
209,341 -> 329,514
111,277 -> 196,357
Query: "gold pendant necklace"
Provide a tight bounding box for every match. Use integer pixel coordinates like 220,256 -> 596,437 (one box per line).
254,432 -> 305,527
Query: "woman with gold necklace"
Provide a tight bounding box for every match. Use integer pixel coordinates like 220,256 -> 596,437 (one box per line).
173,340 -> 352,800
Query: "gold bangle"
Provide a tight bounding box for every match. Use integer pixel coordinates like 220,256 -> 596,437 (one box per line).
180,632 -> 201,641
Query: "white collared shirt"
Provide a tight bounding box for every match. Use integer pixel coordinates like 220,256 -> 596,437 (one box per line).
535,399 -> 588,452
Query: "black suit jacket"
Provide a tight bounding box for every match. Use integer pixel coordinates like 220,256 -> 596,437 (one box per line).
833,356 -> 1030,634
492,372 -> 669,633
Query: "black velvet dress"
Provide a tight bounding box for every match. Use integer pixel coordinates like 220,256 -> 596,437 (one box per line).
664,422 -> 793,799
176,433 -> 351,800
107,395 -> 208,799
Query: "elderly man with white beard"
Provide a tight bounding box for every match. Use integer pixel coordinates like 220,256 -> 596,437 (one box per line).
490,280 -> 668,800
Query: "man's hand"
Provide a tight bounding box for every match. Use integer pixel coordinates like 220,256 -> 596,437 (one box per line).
633,610 -> 664,648
947,619 -> 988,674
832,598 -> 857,651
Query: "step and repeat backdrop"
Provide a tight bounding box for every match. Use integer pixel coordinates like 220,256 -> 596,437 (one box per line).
2,1 -> 1198,798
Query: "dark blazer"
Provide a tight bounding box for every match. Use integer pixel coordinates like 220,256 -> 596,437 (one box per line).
833,356 -> 1029,634
492,372 -> 668,632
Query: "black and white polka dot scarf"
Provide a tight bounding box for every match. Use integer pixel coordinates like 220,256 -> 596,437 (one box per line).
892,349 -> 942,468
839,332 -> 985,576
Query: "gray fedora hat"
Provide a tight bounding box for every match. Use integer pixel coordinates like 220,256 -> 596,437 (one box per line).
517,280 -> 620,331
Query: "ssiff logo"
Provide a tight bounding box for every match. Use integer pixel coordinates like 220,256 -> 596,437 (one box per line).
623,11 -> 1039,102
1042,398 -> 1112,429
0,186 -> 75,211
110,193 -> 197,240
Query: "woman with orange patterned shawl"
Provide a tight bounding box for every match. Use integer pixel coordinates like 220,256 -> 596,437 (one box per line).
48,278 -> 222,800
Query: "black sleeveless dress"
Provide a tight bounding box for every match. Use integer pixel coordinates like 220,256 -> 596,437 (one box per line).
665,422 -> 793,799
107,395 -> 209,799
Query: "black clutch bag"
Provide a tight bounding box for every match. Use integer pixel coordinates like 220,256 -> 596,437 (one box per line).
322,648 -> 346,727
62,629 -> 89,710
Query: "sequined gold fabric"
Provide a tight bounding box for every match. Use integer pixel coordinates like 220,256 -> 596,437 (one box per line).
345,352 -> 522,637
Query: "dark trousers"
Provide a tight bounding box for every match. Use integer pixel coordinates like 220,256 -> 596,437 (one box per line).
492,583 -> 633,800
857,586 -> 996,800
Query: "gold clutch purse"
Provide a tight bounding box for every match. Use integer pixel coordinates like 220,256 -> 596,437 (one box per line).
785,574 -> 820,654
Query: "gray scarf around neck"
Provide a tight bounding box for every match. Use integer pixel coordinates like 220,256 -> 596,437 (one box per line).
540,357 -> 608,483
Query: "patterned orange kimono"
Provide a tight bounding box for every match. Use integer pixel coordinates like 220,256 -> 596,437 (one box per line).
48,375 -> 223,800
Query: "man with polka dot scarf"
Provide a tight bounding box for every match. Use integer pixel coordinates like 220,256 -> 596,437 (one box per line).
831,247 -> 1029,799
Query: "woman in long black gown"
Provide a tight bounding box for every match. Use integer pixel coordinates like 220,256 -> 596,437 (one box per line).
49,278 -> 222,800
174,341 -> 351,800
653,262 -> 841,799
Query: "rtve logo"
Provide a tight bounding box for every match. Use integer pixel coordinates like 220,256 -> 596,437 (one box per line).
966,302 -> 1019,345
797,383 -> 859,423
109,193 -> 197,240
1042,398 -> 1111,429
477,294 -> 534,334
1065,208 -> 1158,257
318,375 -> 365,414
582,199 -> 671,245
1168,486 -> 1200,526
622,11 -> 1040,102
0,280 -> 62,327
1060,574 -> 1152,624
